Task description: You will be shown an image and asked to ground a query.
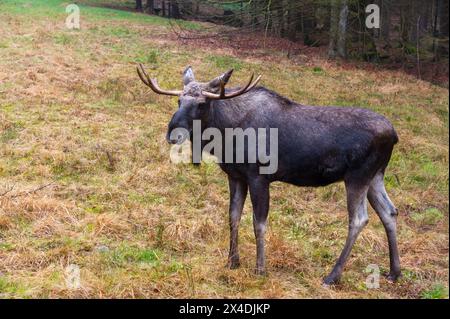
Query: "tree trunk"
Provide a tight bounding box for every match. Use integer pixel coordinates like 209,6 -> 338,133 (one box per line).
437,0 -> 449,57
419,1 -> 430,33
195,0 -> 200,15
400,4 -> 409,44
136,0 -> 143,11
380,0 -> 391,43
279,0 -> 286,38
146,0 -> 154,14
252,0 -> 259,31
337,0 -> 348,58
328,0 -> 339,58
438,0 -> 449,37
302,2 -> 315,45
430,0 -> 439,60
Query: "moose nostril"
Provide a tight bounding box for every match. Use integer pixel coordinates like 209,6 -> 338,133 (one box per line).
167,127 -> 188,145
166,135 -> 177,144
166,133 -> 182,144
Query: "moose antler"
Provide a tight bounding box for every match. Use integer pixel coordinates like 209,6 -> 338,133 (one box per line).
202,73 -> 262,100
137,63 -> 182,96
137,63 -> 262,100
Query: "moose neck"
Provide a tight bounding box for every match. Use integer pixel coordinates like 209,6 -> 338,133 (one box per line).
205,98 -> 251,132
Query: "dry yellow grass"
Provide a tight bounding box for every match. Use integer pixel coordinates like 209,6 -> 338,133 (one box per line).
0,0 -> 448,298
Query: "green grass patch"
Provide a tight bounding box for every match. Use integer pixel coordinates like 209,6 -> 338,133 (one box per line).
312,66 -> 324,74
410,208 -> 445,226
128,191 -> 166,205
420,283 -> 449,299
105,245 -> 161,267
101,26 -> 133,38
206,55 -> 244,71
53,33 -> 75,45
135,48 -> 162,65
0,276 -> 29,298
0,0 -> 201,29
1,121 -> 23,143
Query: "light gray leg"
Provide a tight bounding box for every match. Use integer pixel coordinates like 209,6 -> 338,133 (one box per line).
324,181 -> 369,285
248,177 -> 270,275
368,171 -> 401,281
227,177 -> 248,269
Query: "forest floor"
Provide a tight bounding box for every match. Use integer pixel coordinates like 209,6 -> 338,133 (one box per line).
0,0 -> 448,298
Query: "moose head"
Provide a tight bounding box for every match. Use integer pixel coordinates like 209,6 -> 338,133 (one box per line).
137,63 -> 261,144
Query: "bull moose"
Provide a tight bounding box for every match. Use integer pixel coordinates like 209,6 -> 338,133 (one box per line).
137,64 -> 401,285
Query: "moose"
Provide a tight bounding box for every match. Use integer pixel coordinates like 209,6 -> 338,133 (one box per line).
137,64 -> 401,285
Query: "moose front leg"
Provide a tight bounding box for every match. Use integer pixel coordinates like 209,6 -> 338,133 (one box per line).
227,177 -> 248,269
248,177 -> 270,275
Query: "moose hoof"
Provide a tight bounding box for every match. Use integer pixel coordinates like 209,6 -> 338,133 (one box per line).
323,275 -> 340,286
254,268 -> 267,276
386,271 -> 401,282
227,260 -> 240,269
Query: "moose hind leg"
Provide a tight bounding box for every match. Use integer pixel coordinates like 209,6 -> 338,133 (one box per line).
324,181 -> 369,285
368,172 -> 401,281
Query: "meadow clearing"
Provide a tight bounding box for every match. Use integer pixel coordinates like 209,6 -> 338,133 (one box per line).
0,0 -> 448,298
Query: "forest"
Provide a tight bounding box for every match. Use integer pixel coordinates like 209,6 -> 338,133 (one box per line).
130,0 -> 449,84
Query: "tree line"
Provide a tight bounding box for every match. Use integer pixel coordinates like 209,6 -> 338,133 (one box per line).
133,1 -> 449,64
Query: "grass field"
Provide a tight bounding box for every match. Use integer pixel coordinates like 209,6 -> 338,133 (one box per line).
0,0 -> 448,298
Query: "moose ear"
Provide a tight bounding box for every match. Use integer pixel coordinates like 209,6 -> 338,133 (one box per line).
207,69 -> 234,91
183,66 -> 195,85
